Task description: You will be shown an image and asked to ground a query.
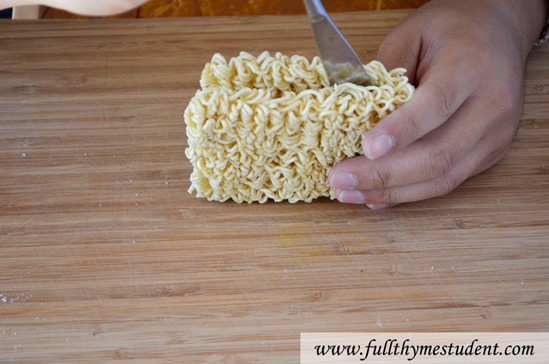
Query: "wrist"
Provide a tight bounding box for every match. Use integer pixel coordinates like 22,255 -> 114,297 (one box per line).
514,0 -> 549,49
490,0 -> 549,54
428,0 -> 548,53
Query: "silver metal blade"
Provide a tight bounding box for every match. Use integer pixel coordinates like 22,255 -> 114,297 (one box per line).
303,0 -> 370,85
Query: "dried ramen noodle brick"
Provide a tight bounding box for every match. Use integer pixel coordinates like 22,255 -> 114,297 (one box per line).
184,51 -> 414,203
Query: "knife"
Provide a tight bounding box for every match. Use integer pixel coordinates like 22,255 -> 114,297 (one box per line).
303,0 -> 371,86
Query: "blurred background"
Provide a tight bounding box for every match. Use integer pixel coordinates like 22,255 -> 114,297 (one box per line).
36,0 -> 430,19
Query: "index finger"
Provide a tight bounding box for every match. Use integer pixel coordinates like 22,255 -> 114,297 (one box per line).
362,52 -> 478,160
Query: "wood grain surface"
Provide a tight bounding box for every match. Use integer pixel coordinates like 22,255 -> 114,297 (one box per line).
1,11 -> 548,363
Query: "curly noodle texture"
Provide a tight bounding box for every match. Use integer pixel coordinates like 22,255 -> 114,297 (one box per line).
184,51 -> 414,203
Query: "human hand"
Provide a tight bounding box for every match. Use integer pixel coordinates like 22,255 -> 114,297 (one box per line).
328,0 -> 549,208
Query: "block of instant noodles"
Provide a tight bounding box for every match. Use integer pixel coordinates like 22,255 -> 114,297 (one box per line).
184,51 -> 414,203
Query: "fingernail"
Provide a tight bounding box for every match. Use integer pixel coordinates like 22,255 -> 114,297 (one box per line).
337,190 -> 365,204
367,203 -> 389,210
364,134 -> 394,160
329,172 -> 357,190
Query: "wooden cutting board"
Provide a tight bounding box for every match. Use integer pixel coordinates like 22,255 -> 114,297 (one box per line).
1,11 -> 548,363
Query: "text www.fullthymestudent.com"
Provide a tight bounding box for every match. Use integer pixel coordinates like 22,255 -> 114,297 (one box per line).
314,338 -> 534,361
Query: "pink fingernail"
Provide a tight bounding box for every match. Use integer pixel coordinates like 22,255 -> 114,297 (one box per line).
367,203 -> 389,210
329,172 -> 357,190
364,134 -> 394,160
337,190 -> 365,204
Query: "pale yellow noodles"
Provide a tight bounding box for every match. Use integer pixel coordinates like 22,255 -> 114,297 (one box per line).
184,51 -> 414,203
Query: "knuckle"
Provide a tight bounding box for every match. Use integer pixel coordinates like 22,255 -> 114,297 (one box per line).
433,82 -> 456,119
434,172 -> 461,197
363,186 -> 396,204
493,87 -> 520,120
368,167 -> 391,190
402,110 -> 422,141
427,147 -> 456,179
379,186 -> 397,204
